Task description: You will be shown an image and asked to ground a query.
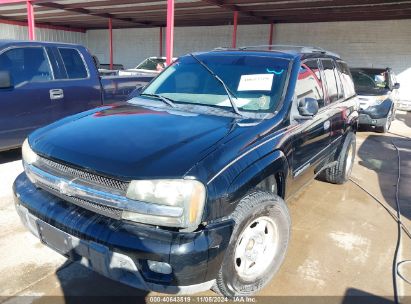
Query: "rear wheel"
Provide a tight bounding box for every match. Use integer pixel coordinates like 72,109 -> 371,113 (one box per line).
213,191 -> 290,297
319,132 -> 356,184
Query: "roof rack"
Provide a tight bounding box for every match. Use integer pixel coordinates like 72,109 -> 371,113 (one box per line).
214,44 -> 340,59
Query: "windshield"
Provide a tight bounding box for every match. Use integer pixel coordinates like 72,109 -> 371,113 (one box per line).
351,69 -> 388,92
140,54 -> 290,114
135,58 -> 166,71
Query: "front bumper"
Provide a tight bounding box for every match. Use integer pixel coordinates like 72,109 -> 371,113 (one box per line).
14,173 -> 234,294
358,100 -> 392,126
358,114 -> 386,127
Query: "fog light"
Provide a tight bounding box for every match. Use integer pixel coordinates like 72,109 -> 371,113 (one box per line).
147,260 -> 172,274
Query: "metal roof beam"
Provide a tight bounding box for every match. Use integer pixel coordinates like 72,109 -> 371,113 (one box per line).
34,1 -> 153,27
200,0 -> 269,22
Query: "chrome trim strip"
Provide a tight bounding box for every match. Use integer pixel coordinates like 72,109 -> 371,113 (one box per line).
25,163 -> 183,218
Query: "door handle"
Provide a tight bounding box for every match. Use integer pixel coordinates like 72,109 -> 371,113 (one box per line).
50,89 -> 64,100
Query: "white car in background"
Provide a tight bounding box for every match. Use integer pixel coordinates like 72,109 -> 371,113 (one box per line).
119,57 -> 176,77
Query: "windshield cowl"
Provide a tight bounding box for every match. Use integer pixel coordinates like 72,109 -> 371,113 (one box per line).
128,96 -> 272,120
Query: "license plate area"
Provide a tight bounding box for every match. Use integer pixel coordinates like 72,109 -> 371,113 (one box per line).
37,221 -> 72,257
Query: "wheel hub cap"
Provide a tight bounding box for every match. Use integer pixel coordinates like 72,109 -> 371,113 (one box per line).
234,216 -> 279,281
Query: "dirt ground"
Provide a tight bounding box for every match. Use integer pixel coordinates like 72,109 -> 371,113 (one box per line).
0,111 -> 410,304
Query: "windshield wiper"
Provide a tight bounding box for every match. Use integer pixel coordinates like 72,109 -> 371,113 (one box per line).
140,93 -> 176,108
189,53 -> 242,116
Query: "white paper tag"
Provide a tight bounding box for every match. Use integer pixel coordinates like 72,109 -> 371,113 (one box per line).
237,74 -> 274,91
217,98 -> 251,108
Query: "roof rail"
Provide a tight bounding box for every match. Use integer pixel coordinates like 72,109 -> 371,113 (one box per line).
214,44 -> 340,59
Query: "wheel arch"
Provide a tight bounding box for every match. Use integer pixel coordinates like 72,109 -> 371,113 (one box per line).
227,150 -> 290,204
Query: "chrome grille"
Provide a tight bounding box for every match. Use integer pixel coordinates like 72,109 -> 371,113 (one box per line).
37,156 -> 129,192
37,180 -> 123,220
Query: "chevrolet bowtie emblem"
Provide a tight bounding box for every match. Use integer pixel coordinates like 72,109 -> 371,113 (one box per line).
58,181 -> 71,197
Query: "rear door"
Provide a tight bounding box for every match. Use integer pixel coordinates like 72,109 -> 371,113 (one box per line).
0,45 -> 55,150
49,46 -> 102,122
290,59 -> 332,192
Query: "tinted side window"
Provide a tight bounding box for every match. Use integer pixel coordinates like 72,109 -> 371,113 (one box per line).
321,59 -> 339,103
336,61 -> 356,98
0,47 -> 52,86
58,48 -> 88,79
295,60 -> 325,108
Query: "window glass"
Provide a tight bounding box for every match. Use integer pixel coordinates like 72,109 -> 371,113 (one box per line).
390,72 -> 397,87
336,61 -> 356,98
141,55 -> 290,113
0,47 -> 52,86
58,48 -> 88,79
350,68 -> 389,93
333,65 -> 344,100
295,59 -> 325,108
321,59 -> 339,103
136,58 -> 166,71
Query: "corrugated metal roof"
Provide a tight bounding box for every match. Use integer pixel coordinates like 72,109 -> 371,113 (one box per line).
0,0 -> 410,31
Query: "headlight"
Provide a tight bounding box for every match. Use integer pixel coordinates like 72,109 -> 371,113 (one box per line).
124,179 -> 206,230
373,95 -> 389,105
22,138 -> 38,165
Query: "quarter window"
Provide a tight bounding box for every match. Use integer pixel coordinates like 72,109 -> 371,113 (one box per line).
58,48 -> 88,79
0,47 -> 52,86
336,61 -> 356,98
295,60 -> 325,108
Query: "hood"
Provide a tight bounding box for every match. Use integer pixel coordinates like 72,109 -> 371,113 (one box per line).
355,87 -> 389,96
358,93 -> 390,110
29,103 -> 235,180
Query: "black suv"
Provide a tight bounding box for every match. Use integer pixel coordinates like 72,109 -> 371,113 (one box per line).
14,46 -> 359,296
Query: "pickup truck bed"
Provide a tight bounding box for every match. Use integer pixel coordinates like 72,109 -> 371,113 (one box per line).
101,75 -> 153,102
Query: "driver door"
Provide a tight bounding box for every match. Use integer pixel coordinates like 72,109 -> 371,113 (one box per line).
290,59 -> 331,194
0,46 -> 55,150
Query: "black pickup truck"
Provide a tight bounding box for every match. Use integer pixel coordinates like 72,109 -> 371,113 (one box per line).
14,46 -> 359,296
0,40 -> 153,152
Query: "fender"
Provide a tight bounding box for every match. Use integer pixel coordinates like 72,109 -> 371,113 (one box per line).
227,150 -> 289,205
346,109 -> 359,132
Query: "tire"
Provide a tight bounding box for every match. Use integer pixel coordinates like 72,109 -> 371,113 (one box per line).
376,108 -> 393,133
319,132 -> 356,184
213,191 -> 291,297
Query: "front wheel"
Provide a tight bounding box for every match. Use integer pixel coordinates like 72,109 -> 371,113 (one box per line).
213,191 -> 291,297
377,108 -> 393,133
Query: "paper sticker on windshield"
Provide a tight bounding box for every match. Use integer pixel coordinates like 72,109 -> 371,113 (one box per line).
238,74 -> 274,91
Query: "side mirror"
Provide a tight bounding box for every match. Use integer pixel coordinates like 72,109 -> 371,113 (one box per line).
0,71 -> 13,89
393,83 -> 400,90
298,97 -> 319,117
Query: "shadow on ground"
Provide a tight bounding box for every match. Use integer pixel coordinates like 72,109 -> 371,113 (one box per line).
396,112 -> 411,129
356,114 -> 411,221
38,261 -> 149,304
